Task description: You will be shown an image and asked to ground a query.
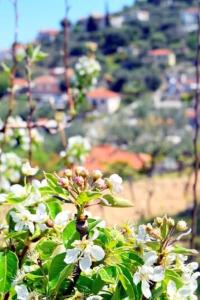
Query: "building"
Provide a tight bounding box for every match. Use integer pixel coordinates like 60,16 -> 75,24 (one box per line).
124,9 -> 150,24
32,75 -> 60,101
85,144 -> 151,172
13,78 -> 28,92
77,13 -> 105,31
181,8 -> 199,32
110,15 -> 124,28
37,29 -> 59,43
87,87 -> 121,114
0,49 -> 11,62
148,49 -> 176,66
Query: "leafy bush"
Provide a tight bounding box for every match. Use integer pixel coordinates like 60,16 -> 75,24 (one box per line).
0,167 -> 199,299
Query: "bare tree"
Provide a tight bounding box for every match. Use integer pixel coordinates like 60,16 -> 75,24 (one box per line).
190,1 -> 200,249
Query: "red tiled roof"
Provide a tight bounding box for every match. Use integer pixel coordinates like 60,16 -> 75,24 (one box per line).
184,7 -> 199,14
33,75 -> 58,85
85,144 -> 151,171
148,49 -> 174,56
13,78 -> 28,87
87,88 -> 120,100
39,29 -> 59,36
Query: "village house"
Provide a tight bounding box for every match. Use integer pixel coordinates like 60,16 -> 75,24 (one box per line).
0,49 -> 11,62
87,87 -> 121,114
31,75 -> 69,110
84,144 -> 151,172
110,15 -> 124,28
77,13 -> 105,31
13,78 -> 28,92
180,8 -> 199,32
124,9 -> 150,24
37,29 -> 59,43
32,75 -> 60,101
148,49 -> 176,66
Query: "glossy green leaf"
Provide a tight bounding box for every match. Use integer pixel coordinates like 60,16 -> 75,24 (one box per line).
102,194 -> 133,207
63,220 -> 80,248
0,251 -> 18,293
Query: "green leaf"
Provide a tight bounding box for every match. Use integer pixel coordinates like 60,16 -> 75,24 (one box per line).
99,267 -> 116,284
119,273 -> 135,300
44,173 -> 69,196
76,191 -> 101,205
165,269 -> 183,288
49,253 -> 74,293
46,199 -> 62,219
121,251 -> 143,266
0,251 -> 18,293
1,63 -> 11,74
36,239 -> 58,260
172,245 -> 198,256
63,220 -> 80,248
102,194 -> 133,207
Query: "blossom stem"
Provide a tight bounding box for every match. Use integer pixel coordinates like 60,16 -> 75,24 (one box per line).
65,211 -> 88,296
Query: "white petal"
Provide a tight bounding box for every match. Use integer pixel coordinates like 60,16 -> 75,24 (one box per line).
64,248 -> 80,264
27,222 -> 35,234
15,284 -> 29,300
151,266 -> 164,282
167,281 -> 177,297
79,254 -> 92,272
142,280 -> 151,299
133,272 -> 140,285
32,179 -> 41,189
10,184 -> 26,197
90,245 -> 105,261
144,251 -> 158,266
0,194 -> 7,203
55,211 -> 72,226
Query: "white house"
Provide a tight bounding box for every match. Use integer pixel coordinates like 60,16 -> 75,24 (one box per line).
87,87 -> 121,114
110,15 -> 124,28
180,8 -> 199,32
37,29 -> 59,43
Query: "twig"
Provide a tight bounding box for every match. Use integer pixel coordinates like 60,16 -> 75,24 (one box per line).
190,1 -> 200,249
25,50 -> 34,165
62,0 -> 74,114
0,0 -> 18,145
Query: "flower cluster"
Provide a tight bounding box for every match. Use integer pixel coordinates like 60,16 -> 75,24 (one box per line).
75,56 -> 101,86
0,169 -> 198,300
0,116 -> 43,151
60,135 -> 91,164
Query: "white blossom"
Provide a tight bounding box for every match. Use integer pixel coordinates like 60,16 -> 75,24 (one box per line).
133,251 -> 164,299
10,184 -> 27,197
15,285 -> 29,300
108,174 -> 123,194
54,211 -> 73,227
10,203 -> 48,234
64,236 -> 105,272
22,162 -> 38,176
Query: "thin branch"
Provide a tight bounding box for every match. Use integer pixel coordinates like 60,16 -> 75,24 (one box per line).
1,0 -> 18,143
63,0 -> 74,114
190,1 -> 200,249
25,51 -> 34,165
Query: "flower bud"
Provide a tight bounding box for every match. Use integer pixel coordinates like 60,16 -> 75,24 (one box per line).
146,223 -> 153,233
154,217 -> 163,226
64,169 -> 72,178
75,166 -> 89,177
59,177 -> 69,189
91,169 -> 103,181
176,220 -> 188,232
167,218 -> 175,228
73,176 -> 85,187
94,178 -> 106,190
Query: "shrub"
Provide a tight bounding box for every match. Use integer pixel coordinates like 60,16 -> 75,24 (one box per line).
0,167 -> 199,299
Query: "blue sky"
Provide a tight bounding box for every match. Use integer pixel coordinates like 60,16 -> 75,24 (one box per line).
0,0 -> 134,50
